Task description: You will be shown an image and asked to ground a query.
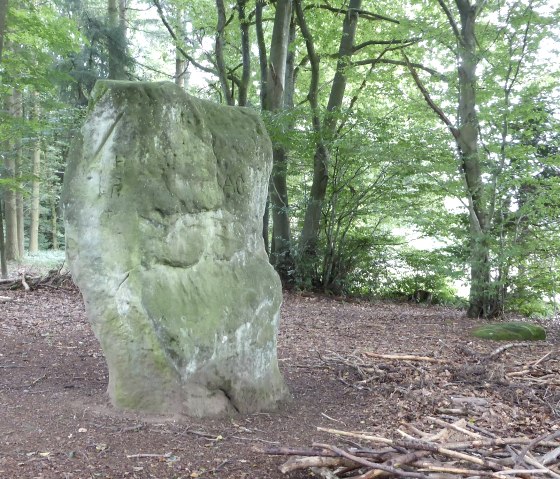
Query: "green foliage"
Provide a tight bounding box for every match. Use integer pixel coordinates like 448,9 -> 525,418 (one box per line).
2,0 -> 559,316
471,322 -> 547,341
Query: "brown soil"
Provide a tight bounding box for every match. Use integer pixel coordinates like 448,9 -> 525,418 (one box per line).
0,287 -> 558,478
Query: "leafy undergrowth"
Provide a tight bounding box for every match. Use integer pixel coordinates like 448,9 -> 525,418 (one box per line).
0,288 -> 558,478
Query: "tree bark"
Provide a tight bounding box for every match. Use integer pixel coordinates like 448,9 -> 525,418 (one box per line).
107,0 -> 127,80
174,7 -> 188,88
0,199 -> 7,278
0,0 -> 7,62
215,0 -> 234,105
4,90 -> 20,261
263,0 -> 294,281
299,0 -> 362,261
256,0 -> 269,251
15,135 -> 23,256
14,88 -> 23,256
453,1 -> 492,318
50,192 -> 58,250
237,0 -> 250,106
29,96 -> 41,254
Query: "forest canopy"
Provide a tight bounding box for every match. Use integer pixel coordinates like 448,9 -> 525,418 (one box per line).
1,0 -> 559,318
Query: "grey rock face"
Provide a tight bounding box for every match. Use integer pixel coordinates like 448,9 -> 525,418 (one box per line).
63,81 -> 288,416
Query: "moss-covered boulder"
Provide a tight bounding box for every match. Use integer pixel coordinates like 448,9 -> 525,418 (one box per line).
63,81 -> 288,416
471,322 -> 546,341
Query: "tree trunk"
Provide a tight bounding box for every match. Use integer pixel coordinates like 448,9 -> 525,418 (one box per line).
107,0 -> 127,80
15,142 -> 24,256
256,0 -> 269,250
299,0 -> 361,261
29,123 -> 41,253
237,0 -> 250,106
0,0 -> 7,62
215,0 -> 234,105
0,199 -> 7,278
4,91 -> 20,261
263,0 -> 293,281
174,7 -> 188,88
453,1 -> 493,318
51,192 -> 58,250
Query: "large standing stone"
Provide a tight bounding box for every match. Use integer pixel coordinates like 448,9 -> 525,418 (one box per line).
63,81 -> 288,416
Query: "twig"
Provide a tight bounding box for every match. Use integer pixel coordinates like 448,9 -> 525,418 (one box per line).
126,452 -> 172,459
362,352 -> 444,363
230,435 -> 280,445
426,416 -> 482,439
321,412 -> 346,425
120,424 -> 144,433
532,350 -> 557,367
486,343 -> 531,360
27,373 -> 46,388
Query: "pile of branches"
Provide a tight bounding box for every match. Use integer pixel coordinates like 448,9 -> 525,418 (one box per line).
317,348 -> 560,416
266,419 -> 560,478
0,268 -> 74,291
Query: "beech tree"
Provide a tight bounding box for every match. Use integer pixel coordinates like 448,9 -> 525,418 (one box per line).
402,0 -> 558,317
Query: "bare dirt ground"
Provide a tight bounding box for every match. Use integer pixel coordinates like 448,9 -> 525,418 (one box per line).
1,286 -> 559,479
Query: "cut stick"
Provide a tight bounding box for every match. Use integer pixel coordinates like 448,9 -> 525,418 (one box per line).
426,416 -> 482,439
279,456 -> 355,474
362,352 -> 445,363
126,452 -> 172,459
486,343 -> 530,360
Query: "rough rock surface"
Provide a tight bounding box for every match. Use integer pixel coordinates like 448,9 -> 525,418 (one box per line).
63,81 -> 288,417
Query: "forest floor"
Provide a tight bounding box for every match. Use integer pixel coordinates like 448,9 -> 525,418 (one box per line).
0,285 -> 559,479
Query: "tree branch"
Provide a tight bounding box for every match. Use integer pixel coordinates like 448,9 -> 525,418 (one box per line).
437,0 -> 462,44
215,0 -> 234,105
305,4 -> 400,24
353,37 -> 420,52
402,52 -> 459,139
353,57 -> 448,81
152,0 -> 216,75
294,0 -> 321,132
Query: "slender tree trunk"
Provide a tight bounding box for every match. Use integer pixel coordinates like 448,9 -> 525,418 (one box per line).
299,0 -> 361,262
1,0 -> 9,269
4,91 -> 20,261
452,1 -> 493,318
215,0 -> 234,105
174,7 -> 188,88
0,199 -> 7,278
0,0 -> 7,62
50,192 -> 58,250
14,88 -> 24,256
107,0 -> 127,80
29,125 -> 41,253
256,0 -> 270,252
262,0 -> 293,281
15,142 -> 23,256
237,0 -> 250,106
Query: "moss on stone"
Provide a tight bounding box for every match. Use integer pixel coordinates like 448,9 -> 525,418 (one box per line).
64,81 -> 288,417
471,322 -> 546,341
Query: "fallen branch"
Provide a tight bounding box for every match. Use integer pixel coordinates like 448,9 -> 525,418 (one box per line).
362,352 -> 445,363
